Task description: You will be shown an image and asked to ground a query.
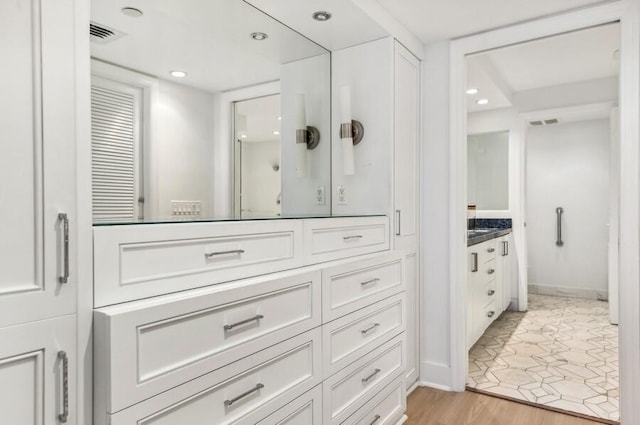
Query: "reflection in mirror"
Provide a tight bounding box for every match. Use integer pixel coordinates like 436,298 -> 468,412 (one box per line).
89,0 -> 330,223
234,95 -> 282,218
467,131 -> 509,210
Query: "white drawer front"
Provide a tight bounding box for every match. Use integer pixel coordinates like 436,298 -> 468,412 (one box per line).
256,386 -> 322,425
303,217 -> 389,263
107,330 -> 321,425
323,295 -> 405,377
323,334 -> 405,425
345,379 -> 405,425
94,220 -> 304,306
95,270 -> 321,414
323,254 -> 403,322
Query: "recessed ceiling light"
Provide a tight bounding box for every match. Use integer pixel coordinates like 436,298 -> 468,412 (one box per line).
250,32 -> 268,41
466,88 -> 478,95
312,11 -> 332,21
476,98 -> 489,105
278,116 -> 282,121
241,134 -> 247,138
169,70 -> 187,78
273,131 -> 280,135
121,7 -> 143,17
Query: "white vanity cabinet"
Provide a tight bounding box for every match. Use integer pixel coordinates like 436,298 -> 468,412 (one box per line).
0,0 -> 78,423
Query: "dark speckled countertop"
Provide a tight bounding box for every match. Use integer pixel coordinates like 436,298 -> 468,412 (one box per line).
467,228 -> 512,247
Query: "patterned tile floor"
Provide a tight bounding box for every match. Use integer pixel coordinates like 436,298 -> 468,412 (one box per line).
467,294 -> 619,421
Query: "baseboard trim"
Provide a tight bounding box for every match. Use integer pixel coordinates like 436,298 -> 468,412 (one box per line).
407,381 -> 420,395
419,380 -> 455,392
420,361 -> 454,390
528,283 -> 608,301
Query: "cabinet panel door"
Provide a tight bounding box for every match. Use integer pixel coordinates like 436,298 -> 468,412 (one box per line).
393,42 -> 420,250
0,315 -> 76,425
404,253 -> 419,387
0,0 -> 76,327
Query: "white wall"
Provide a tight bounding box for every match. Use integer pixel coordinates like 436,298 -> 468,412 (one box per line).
240,140 -> 281,217
526,118 -> 610,295
332,37 -> 393,215
156,80 -> 216,218
421,40 -> 454,388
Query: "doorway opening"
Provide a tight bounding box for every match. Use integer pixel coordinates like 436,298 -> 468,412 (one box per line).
464,23 -> 620,422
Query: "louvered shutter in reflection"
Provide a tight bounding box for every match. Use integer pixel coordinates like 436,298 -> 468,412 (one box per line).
91,84 -> 140,221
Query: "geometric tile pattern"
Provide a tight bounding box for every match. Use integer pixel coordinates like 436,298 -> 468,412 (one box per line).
467,294 -> 619,421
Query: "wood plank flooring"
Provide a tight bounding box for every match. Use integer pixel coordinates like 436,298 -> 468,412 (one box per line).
406,387 -> 606,425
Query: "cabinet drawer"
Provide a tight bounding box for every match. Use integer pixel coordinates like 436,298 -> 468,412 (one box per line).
481,300 -> 499,329
256,386 -> 322,425
323,295 -> 405,377
323,334 -> 405,425
322,254 -> 403,322
106,330 -> 322,425
94,220 -> 304,307
303,217 -> 389,263
94,270 -> 321,414
344,378 -> 405,425
482,279 -> 498,308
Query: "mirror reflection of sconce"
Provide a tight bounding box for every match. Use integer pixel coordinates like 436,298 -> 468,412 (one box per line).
339,86 -> 364,176
295,94 -> 320,178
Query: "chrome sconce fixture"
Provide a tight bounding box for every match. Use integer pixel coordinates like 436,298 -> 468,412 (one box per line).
295,94 -> 320,178
339,86 -> 364,175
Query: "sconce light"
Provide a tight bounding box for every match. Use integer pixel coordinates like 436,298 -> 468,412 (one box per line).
339,86 -> 364,176
295,93 -> 320,178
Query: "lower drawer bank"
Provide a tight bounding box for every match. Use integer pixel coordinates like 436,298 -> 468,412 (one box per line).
104,329 -> 321,425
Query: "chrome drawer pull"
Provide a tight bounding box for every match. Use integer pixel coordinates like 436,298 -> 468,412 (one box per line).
224,383 -> 264,407
361,278 -> 380,286
487,268 -> 495,275
224,314 -> 264,331
361,368 -> 381,383
361,323 -> 380,335
370,414 -> 382,424
488,289 -> 495,296
58,351 -> 69,423
487,247 -> 495,253
487,311 -> 495,318
343,235 -> 363,241
205,249 -> 245,258
471,253 -> 478,272
58,213 -> 69,284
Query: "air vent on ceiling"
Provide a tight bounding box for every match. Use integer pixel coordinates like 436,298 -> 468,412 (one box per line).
90,22 -> 126,44
529,118 -> 559,127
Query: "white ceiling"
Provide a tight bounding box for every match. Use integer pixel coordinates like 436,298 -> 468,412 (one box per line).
90,0 -> 327,93
467,23 -> 620,112
375,0 -> 608,43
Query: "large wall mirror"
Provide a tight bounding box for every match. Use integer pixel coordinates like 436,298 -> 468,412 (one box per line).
467,131 -> 509,211
90,0 -> 330,223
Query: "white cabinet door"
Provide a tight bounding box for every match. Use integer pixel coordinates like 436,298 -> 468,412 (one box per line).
404,253 -> 419,387
0,0 -> 76,327
393,41 -> 420,251
0,315 -> 76,425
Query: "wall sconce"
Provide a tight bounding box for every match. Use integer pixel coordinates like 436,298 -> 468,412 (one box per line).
295,93 -> 320,178
339,86 -> 364,176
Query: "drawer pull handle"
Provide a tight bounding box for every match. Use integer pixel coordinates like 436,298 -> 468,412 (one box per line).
205,249 -> 245,258
224,314 -> 264,331
370,414 -> 382,424
488,289 -> 495,296
487,268 -> 495,275
58,351 -> 69,423
362,368 -> 381,383
487,311 -> 495,318
343,235 -> 363,241
361,323 -> 380,335
361,278 -> 380,286
471,253 -> 478,272
487,247 -> 495,253
58,213 -> 70,284
224,383 -> 264,407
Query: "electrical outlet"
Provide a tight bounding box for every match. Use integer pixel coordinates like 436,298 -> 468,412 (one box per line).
337,185 -> 346,205
316,186 -> 325,206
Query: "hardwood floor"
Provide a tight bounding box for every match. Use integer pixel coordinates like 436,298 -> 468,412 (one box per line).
406,387 -> 606,425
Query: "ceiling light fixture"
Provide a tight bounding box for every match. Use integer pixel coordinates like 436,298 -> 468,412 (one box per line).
466,88 -> 478,95
312,11 -> 332,21
241,134 -> 247,138
250,32 -> 268,41
476,98 -> 489,105
121,7 -> 143,17
273,131 -> 280,135
169,70 -> 187,78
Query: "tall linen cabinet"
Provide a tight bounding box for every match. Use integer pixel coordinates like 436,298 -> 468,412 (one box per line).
0,0 -> 78,424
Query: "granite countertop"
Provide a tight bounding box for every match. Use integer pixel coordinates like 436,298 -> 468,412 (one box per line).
467,227 -> 512,247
